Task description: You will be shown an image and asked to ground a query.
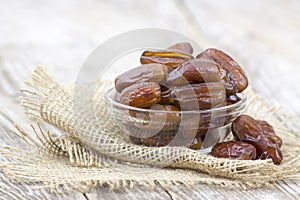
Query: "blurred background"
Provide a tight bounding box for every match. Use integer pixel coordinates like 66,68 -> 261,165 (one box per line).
0,0 -> 299,115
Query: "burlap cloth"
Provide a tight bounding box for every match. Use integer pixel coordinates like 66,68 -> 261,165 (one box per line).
1,66 -> 300,193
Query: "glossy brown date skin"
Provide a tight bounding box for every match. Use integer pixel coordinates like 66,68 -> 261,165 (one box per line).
167,42 -> 193,54
140,50 -> 194,69
257,120 -> 283,147
211,141 -> 257,160
167,58 -> 222,86
219,67 -> 236,95
197,52 -> 236,95
119,82 -> 161,108
232,115 -> 283,164
169,82 -> 226,110
200,48 -> 248,93
115,63 -> 168,92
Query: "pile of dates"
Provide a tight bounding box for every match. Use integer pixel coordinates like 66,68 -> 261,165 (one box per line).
114,42 -> 249,150
211,115 -> 283,164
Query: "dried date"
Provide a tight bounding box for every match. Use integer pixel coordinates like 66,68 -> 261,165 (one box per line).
232,115 -> 283,164
133,104 -> 180,131
257,120 -> 282,147
219,67 -> 237,95
150,104 -> 181,122
197,52 -> 237,95
169,82 -> 226,110
200,48 -> 248,92
211,141 -> 257,160
140,50 -> 194,69
167,58 -> 222,85
226,94 -> 241,105
119,82 -> 161,108
115,63 -> 168,92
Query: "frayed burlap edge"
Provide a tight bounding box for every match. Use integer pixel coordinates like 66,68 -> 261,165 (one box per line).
0,124 -> 282,194
1,66 -> 300,194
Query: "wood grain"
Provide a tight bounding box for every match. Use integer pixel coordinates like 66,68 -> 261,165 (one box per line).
181,0 -> 300,115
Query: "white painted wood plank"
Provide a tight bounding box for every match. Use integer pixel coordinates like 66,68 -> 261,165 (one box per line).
85,187 -> 171,200
0,99 -> 86,200
182,0 -> 300,115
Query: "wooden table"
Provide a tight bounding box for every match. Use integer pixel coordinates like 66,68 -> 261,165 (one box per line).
1,0 -> 299,199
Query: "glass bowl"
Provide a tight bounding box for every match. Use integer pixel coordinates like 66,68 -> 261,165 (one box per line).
104,87 -> 246,150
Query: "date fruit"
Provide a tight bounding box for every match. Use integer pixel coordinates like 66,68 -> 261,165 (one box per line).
257,120 -> 283,147
150,104 -> 181,123
197,52 -> 237,95
140,50 -> 194,69
200,48 -> 248,92
226,94 -> 241,105
232,115 -> 283,164
212,141 -> 257,160
167,42 -> 193,54
119,82 -> 161,108
167,58 -> 222,85
132,104 -> 180,132
170,82 -> 226,110
115,63 -> 168,92
219,67 -> 237,95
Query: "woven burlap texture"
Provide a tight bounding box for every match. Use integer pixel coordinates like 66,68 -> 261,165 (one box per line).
1,66 -> 300,193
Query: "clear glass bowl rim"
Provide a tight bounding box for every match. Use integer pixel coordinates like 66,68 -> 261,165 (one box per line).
104,87 -> 247,114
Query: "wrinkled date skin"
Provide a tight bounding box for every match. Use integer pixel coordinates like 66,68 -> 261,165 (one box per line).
232,115 -> 283,164
140,50 -> 194,69
170,82 -> 226,110
197,52 -> 236,95
167,58 -> 222,86
257,120 -> 283,147
115,63 -> 168,92
119,82 -> 161,108
200,48 -> 248,93
167,42 -> 194,54
212,141 -> 257,160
